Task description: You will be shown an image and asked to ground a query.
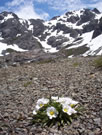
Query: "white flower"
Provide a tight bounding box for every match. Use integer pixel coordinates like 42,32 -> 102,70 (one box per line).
33,110 -> 37,115
62,105 -> 77,115
51,96 -> 59,101
47,107 -> 58,119
70,100 -> 78,108
36,98 -> 49,110
57,97 -> 72,105
57,97 -> 78,107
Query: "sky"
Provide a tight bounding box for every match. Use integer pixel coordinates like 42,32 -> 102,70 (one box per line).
0,0 -> 102,20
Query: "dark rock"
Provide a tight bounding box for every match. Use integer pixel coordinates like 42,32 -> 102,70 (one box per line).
50,16 -> 60,20
67,16 -> 79,23
92,26 -> 102,39
70,29 -> 79,38
53,23 -> 70,33
99,17 -> 102,31
0,14 -> 4,20
83,19 -> 98,33
47,36 -> 69,48
13,34 -> 42,50
77,9 -> 95,25
65,11 -> 73,16
0,12 -> 43,51
29,19 -> 46,37
92,18 -> 102,38
93,8 -> 100,14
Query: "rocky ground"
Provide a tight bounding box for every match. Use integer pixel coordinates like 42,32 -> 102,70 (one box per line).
0,57 -> 102,135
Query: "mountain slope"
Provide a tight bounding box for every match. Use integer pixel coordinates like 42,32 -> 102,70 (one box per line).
0,8 -> 102,58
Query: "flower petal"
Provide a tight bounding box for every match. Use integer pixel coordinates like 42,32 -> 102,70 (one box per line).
47,106 -> 58,119
36,98 -> 49,110
63,105 -> 77,115
33,110 -> 37,115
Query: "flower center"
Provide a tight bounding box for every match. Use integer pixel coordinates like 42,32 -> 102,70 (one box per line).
40,104 -> 43,107
70,104 -> 74,108
50,111 -> 54,115
64,108 -> 68,112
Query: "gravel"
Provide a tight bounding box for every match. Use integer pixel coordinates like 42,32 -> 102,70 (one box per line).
0,57 -> 102,135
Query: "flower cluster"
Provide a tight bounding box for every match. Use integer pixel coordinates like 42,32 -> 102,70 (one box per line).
32,97 -> 80,127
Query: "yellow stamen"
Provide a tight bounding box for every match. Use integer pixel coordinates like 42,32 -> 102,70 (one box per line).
50,111 -> 54,115
64,108 -> 68,112
70,104 -> 74,108
40,104 -> 43,107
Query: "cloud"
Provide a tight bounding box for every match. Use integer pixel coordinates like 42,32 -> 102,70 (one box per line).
39,12 -> 49,20
14,2 -> 41,19
6,0 -> 25,7
0,0 -> 49,20
89,2 -> 102,12
35,0 -> 84,11
0,0 -> 102,21
15,2 -> 49,20
35,0 -> 102,12
97,3 -> 102,12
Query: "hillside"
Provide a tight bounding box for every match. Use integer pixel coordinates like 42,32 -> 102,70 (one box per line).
0,8 -> 102,65
0,57 -> 102,135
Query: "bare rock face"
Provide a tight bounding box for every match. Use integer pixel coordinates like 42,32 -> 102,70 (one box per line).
92,17 -> 102,39
99,17 -> 102,30
92,8 -> 101,14
29,19 -> 46,37
77,9 -> 95,25
47,36 -> 69,48
83,19 -> 98,33
0,11 -> 43,51
67,16 -> 79,23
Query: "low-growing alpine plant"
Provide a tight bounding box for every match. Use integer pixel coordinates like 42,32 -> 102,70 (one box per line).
31,96 -> 81,128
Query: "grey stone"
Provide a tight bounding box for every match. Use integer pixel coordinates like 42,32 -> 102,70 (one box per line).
99,110 -> 102,117
41,87 -> 49,91
94,118 -> 101,126
89,132 -> 94,135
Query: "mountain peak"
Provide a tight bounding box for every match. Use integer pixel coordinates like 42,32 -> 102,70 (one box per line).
0,8 -> 102,61
92,8 -> 100,14
0,11 -> 18,19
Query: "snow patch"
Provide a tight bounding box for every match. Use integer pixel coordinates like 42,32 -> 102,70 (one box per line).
67,31 -> 94,49
19,19 -> 26,25
16,34 -> 21,37
28,25 -> 33,32
4,14 -> 14,20
34,36 -> 58,53
27,20 -> 33,32
44,20 -> 57,27
0,42 -> 27,56
68,55 -> 73,58
1,14 -> 14,23
83,34 -> 102,56
0,37 -> 4,40
95,14 -> 102,20
72,9 -> 84,17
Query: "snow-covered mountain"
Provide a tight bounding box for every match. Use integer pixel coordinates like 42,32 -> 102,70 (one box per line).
0,8 -> 102,59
